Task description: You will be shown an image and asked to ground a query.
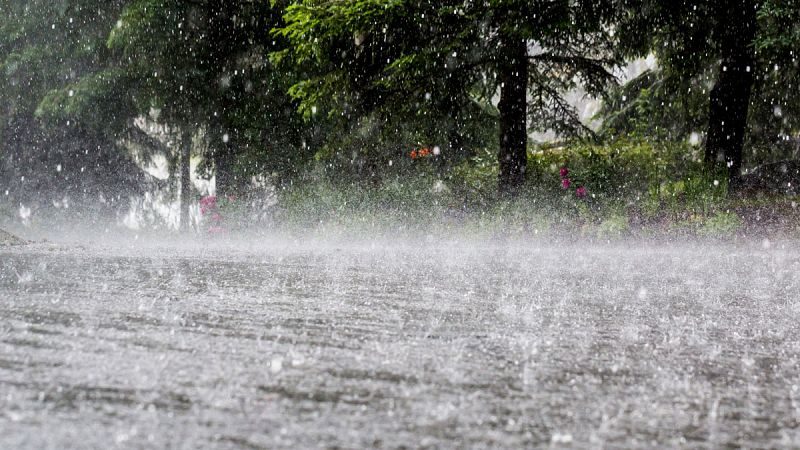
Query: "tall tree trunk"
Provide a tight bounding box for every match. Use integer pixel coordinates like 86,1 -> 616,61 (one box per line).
180,130 -> 192,232
497,32 -> 528,195
214,132 -> 234,198
705,0 -> 757,192
444,73 -> 468,164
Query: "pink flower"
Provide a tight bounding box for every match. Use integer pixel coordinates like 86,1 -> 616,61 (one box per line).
576,186 -> 587,198
211,213 -> 223,222
562,178 -> 571,189
560,167 -> 569,178
200,195 -> 217,207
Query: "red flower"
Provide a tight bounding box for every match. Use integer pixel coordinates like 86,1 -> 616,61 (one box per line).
410,149 -> 419,159
560,167 -> 569,178
562,178 -> 571,189
576,186 -> 587,198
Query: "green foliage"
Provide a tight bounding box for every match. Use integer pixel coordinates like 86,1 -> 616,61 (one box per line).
2,0 -> 798,228
604,0 -> 800,168
596,213 -> 630,238
528,139 -> 704,201
447,149 -> 500,207
53,0 -> 318,186
0,0 -> 150,213
275,0 -> 621,176
36,67 -> 141,134
597,69 -> 710,142
273,138 -> 752,237
0,0 -> 126,120
697,211 -> 744,237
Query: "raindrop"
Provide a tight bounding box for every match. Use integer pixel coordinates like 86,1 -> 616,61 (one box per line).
551,433 -> 573,445
270,356 -> 283,373
19,204 -> 31,220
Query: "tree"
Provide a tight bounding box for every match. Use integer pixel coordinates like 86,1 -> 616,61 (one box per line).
752,0 -> 800,162
0,0 -> 152,219
704,0 -> 758,185
612,0 -> 800,191
104,0 -> 315,193
38,0 -> 316,229
276,0 -> 619,194
597,69 -> 711,142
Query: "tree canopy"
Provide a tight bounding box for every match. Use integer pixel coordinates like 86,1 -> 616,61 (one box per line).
603,0 -> 800,186
0,0 -> 150,217
1,0 -> 799,216
275,0 -> 621,192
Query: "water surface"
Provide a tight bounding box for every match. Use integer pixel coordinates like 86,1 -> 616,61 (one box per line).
1,238 -> 799,448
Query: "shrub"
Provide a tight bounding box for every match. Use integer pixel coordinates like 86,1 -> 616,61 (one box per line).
272,137 -> 750,236
697,211 -> 743,237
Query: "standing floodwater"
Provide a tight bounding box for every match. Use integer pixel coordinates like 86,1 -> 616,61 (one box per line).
1,239 -> 799,448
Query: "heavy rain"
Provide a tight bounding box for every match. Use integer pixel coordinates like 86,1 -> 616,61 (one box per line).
1,0 -> 800,448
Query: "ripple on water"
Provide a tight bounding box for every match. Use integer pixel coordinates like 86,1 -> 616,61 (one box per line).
1,241 -> 799,448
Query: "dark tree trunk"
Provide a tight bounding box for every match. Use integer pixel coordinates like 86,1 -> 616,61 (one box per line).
180,131 -> 192,232
497,32 -> 528,195
705,0 -> 757,192
214,134 -> 234,198
444,73 -> 468,164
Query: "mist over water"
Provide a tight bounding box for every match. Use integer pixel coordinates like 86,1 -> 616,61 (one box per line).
2,232 -> 799,448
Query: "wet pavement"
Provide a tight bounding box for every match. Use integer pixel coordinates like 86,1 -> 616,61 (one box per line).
1,238 -> 799,448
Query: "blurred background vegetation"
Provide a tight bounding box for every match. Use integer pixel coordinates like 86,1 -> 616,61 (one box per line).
1,0 -> 798,236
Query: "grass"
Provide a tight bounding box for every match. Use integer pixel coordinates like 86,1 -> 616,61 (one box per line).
266,138 -> 800,239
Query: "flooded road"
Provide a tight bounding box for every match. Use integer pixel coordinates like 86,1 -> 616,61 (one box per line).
1,238 -> 799,448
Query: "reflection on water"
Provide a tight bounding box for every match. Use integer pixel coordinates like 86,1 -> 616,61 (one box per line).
1,240 -> 799,448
